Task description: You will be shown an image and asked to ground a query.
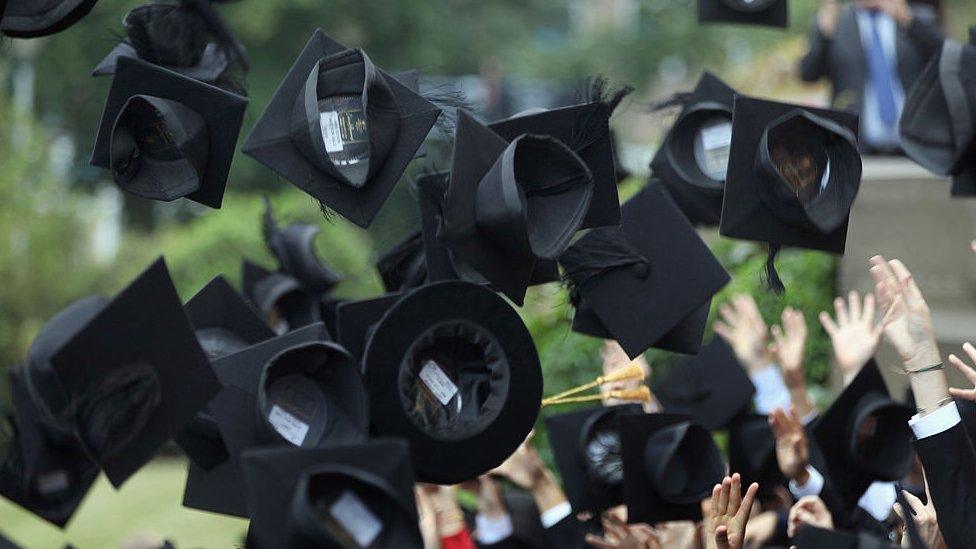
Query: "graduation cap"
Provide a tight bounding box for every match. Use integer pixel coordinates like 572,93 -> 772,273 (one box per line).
812,360 -> 913,510
182,323 -> 330,517
900,30 -> 976,196
362,280 -> 542,484
489,77 -> 633,229
335,293 -> 402,364
0,529 -> 18,549
241,440 -> 422,549
698,0 -> 788,28
651,72 -> 737,226
1,366 -> 99,528
721,96 -> 861,290
241,260 -> 322,335
262,197 -> 342,295
544,404 -> 642,514
0,0 -> 97,38
176,275 -> 275,471
92,0 -> 249,91
47,258 -> 220,488
90,56 -> 248,209
439,110 -> 594,305
620,413 -> 725,523
560,182 -> 730,358
242,28 -> 441,228
653,339 -> 755,429
376,230 -> 426,292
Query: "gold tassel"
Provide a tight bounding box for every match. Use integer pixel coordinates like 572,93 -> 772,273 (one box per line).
540,363 -> 646,406
542,386 -> 651,408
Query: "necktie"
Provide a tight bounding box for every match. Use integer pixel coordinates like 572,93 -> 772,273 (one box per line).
865,11 -> 899,127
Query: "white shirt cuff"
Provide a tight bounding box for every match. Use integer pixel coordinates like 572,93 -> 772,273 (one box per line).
801,410 -> 819,426
858,481 -> 897,522
540,501 -> 572,529
909,401 -> 961,440
750,365 -> 792,414
475,512 -> 514,545
788,465 -> 825,499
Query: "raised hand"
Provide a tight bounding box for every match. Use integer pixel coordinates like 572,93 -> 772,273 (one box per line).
817,0 -> 841,38
820,290 -> 883,386
893,475 -> 946,549
601,340 -> 656,410
948,342 -> 976,402
768,407 -> 809,483
585,514 -> 660,549
769,307 -> 808,387
491,430 -> 545,489
869,256 -> 939,371
787,496 -> 834,538
710,474 -> 760,549
715,295 -> 770,374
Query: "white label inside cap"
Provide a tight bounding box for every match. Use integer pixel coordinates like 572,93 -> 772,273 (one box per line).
37,470 -> 69,495
331,490 -> 383,547
269,404 -> 310,446
419,360 -> 458,406
320,111 -> 344,153
701,122 -> 733,151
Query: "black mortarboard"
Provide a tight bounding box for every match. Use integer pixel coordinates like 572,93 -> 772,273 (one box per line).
92,1 -> 248,91
900,32 -> 976,191
793,525 -> 891,549
335,293 -> 402,364
651,72 -> 737,226
726,413 -> 785,496
0,529 -> 18,549
182,323 -> 329,517
560,183 -> 730,358
177,275 -> 275,471
241,260 -> 322,334
653,339 -> 755,430
439,111 -> 593,305
620,413 -> 725,523
261,198 -> 342,295
1,367 -> 98,528
418,169 -> 559,289
721,96 -> 861,255
489,78 -> 633,229
242,29 -> 441,228
363,281 -> 542,484
184,275 -> 275,360
0,0 -> 96,38
544,404 -> 642,513
698,0 -> 788,28
241,440 -> 422,549
49,258 -> 220,488
812,360 -> 913,509
376,231 -> 427,292
90,57 -> 248,209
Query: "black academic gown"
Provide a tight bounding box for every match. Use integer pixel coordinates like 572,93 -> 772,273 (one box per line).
914,423 -> 976,549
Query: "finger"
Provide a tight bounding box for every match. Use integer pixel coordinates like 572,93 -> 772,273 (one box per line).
863,293 -> 876,326
870,256 -> 903,303
717,477 -> 731,515
965,342 -> 976,367
902,489 -> 926,515
790,308 -> 808,336
736,482 -> 760,523
770,324 -> 785,348
948,353 -> 976,384
819,311 -> 839,337
584,534 -> 615,549
709,483 -> 722,518
719,303 -> 738,326
892,502 -> 904,522
714,525 -> 730,549
714,321 -> 732,342
849,290 -> 862,321
729,473 -> 742,515
889,259 -> 924,302
948,387 -> 976,401
833,297 -> 849,326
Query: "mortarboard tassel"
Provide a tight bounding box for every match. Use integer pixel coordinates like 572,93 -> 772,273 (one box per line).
541,363 -> 646,406
543,387 -> 651,407
560,228 -> 649,308
260,194 -> 279,257
61,363 -> 162,460
570,76 -> 634,154
763,243 -> 786,294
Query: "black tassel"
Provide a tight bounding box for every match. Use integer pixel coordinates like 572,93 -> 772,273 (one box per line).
569,76 -> 634,154
763,243 -> 786,294
560,228 -> 649,306
422,83 -> 473,140
261,194 -> 279,258
63,363 -> 162,460
648,91 -> 694,112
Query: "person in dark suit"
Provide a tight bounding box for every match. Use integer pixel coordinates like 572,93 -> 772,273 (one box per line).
799,0 -> 944,155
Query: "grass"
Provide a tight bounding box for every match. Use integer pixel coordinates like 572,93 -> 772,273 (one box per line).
0,458 -> 247,548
